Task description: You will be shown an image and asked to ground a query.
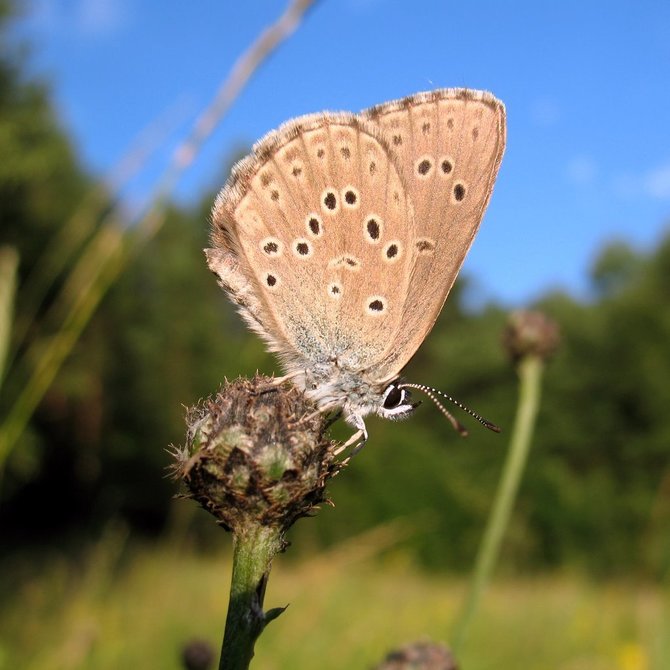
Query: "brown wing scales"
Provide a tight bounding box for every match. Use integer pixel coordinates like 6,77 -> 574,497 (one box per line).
209,114 -> 415,372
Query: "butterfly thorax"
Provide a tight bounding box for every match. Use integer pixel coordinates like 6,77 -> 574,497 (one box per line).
283,358 -> 417,441
293,360 -> 388,420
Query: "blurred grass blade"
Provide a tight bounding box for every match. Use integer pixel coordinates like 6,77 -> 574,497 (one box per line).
0,0 -> 318,468
8,101 -> 187,362
142,0 -> 318,211
0,227 -> 125,465
450,354 -> 544,654
0,246 -> 19,388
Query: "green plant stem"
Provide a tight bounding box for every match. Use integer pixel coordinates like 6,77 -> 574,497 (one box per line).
0,246 -> 19,388
219,524 -> 284,670
451,354 -> 544,655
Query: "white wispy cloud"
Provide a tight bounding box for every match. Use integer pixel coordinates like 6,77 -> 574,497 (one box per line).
75,0 -> 127,36
27,0 -> 128,38
612,162 -> 670,201
644,164 -> 670,199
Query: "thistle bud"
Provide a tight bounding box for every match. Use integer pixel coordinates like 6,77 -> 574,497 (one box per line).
374,641 -> 458,670
172,375 -> 340,534
181,638 -> 214,670
502,310 -> 560,364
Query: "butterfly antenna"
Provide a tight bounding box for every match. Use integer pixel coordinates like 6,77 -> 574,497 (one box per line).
399,383 -> 501,436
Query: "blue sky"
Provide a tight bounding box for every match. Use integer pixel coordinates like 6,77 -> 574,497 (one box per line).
13,0 -> 670,305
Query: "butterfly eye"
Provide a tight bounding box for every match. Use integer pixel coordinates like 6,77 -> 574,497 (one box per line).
379,383 -> 419,421
383,384 -> 404,409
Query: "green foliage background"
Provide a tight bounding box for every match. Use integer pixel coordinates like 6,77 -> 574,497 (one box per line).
2,0 -> 670,583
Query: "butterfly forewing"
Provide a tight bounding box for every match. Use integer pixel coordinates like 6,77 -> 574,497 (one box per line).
362,89 -> 506,378
210,114 -> 416,373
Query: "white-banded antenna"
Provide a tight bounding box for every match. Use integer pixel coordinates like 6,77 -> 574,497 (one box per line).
399,383 -> 501,436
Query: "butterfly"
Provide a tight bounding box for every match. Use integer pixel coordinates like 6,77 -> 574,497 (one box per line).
206,88 -> 506,449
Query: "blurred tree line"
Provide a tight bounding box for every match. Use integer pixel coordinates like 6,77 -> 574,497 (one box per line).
2,2 -> 670,578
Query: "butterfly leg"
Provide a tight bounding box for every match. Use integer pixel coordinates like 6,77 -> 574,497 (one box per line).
270,371 -> 302,386
257,371 -> 305,396
334,414 -> 368,456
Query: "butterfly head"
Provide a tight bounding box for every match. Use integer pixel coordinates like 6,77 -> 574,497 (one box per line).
378,381 -> 421,421
338,377 -> 500,452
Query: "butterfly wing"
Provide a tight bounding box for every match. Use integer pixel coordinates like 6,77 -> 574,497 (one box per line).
208,114 -> 416,376
362,88 -> 506,379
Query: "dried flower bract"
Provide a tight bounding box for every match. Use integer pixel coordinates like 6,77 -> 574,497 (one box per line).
172,375 -> 341,534
502,310 -> 560,364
